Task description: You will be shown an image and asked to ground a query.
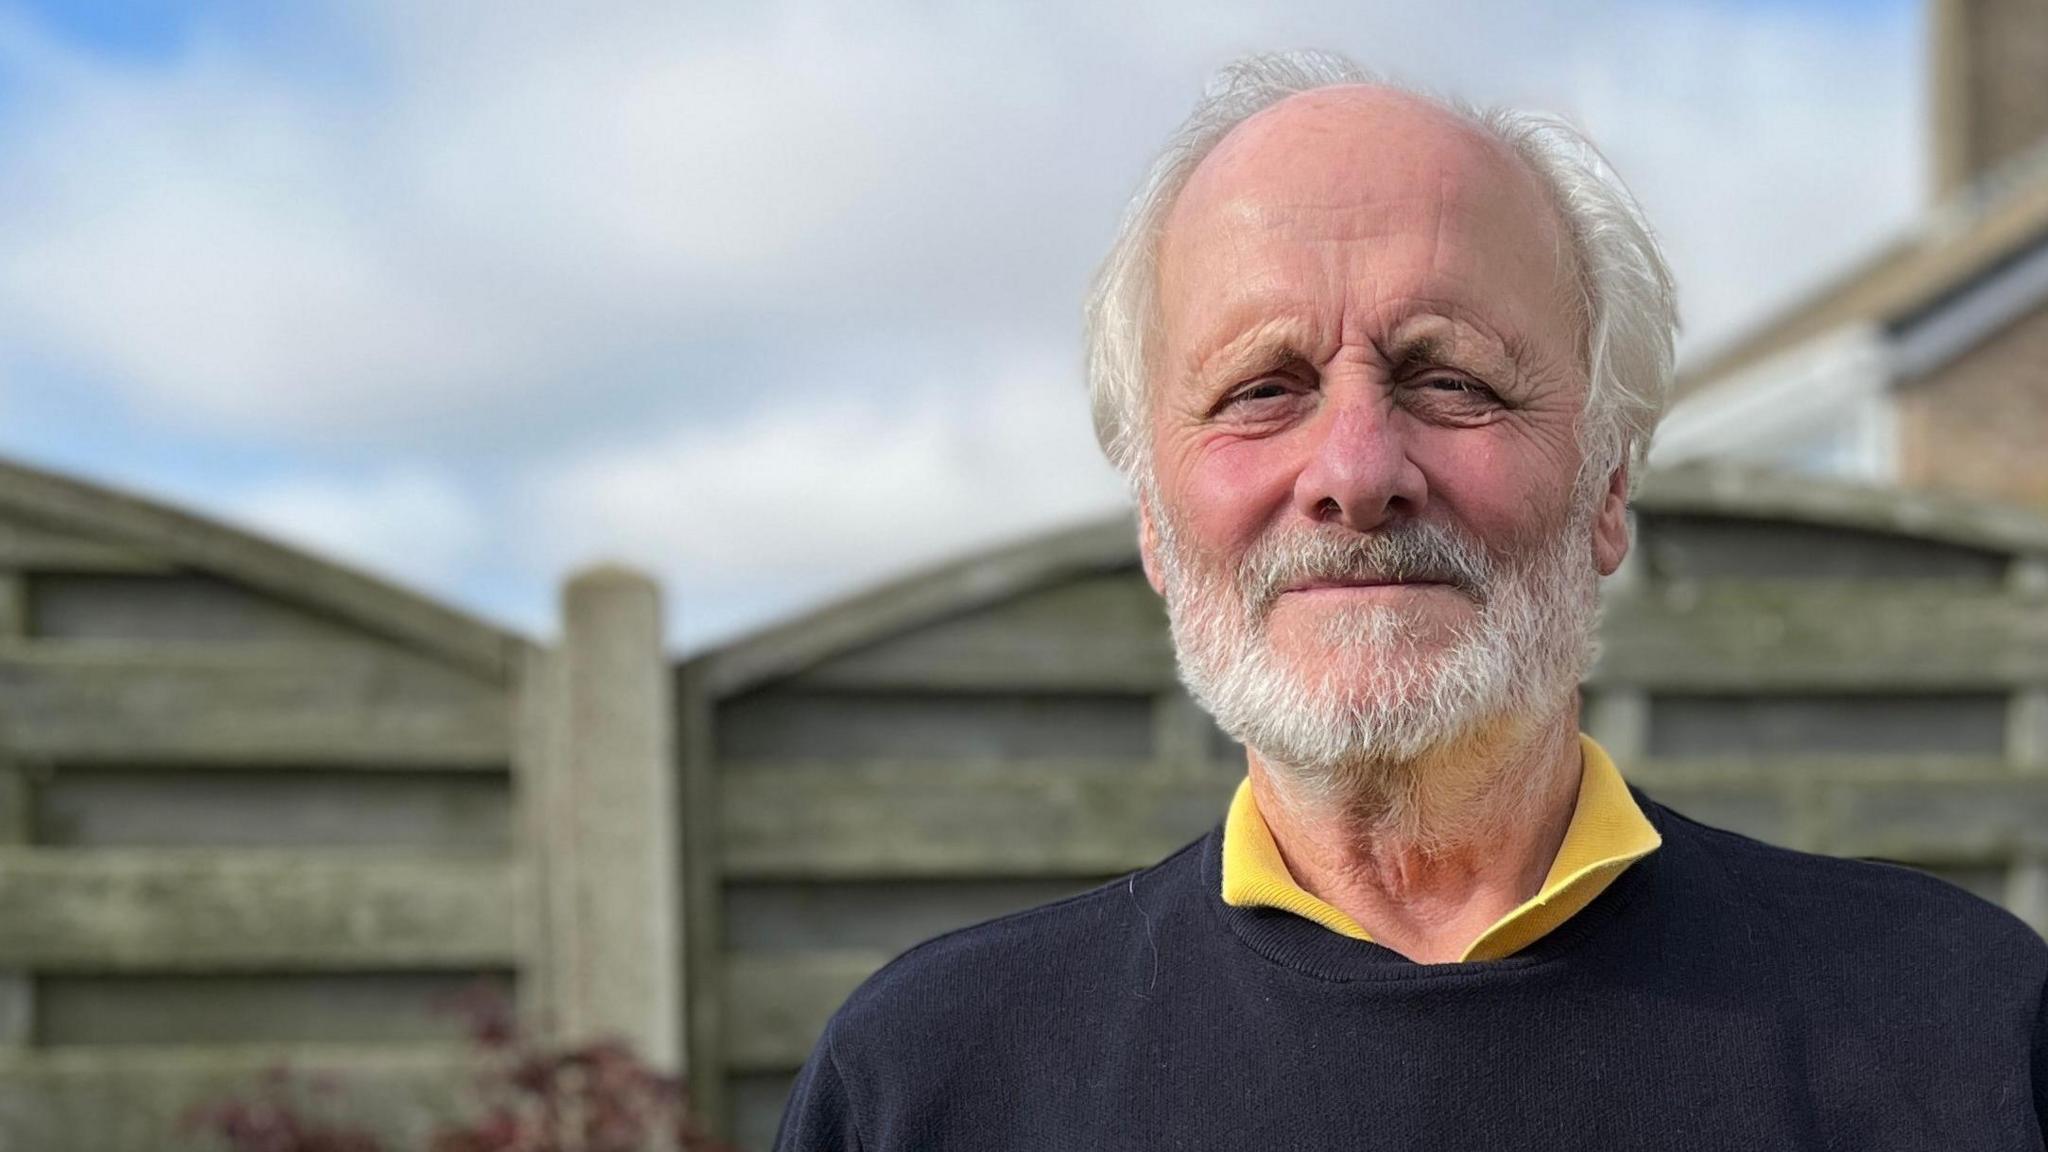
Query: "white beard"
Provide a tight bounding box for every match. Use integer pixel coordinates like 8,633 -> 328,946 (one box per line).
1148,478 -> 1604,843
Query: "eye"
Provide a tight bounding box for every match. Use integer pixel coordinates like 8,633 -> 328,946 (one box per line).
1235,378 -> 1294,402
1418,375 -> 1484,394
1400,373 -> 1505,424
1216,374 -> 1309,415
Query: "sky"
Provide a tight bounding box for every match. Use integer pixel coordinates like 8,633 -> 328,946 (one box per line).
0,0 -> 1925,650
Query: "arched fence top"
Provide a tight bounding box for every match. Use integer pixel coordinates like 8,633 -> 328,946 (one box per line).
698,461 -> 2048,698
696,517 -> 1140,698
0,457 -> 522,680
1636,463 -> 2048,558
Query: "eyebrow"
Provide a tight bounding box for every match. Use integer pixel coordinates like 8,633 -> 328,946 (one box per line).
1385,322 -> 1521,377
1386,334 -> 1447,370
1183,316 -> 1315,387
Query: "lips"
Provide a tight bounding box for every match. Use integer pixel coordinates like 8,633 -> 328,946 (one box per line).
1279,578 -> 1449,593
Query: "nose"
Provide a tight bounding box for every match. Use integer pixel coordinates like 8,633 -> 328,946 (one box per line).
1292,387 -> 1429,531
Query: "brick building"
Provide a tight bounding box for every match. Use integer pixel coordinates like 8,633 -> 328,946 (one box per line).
1656,0 -> 2048,510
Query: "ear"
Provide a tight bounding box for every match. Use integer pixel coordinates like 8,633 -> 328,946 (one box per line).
1591,457 -> 1632,577
1137,492 -> 1167,596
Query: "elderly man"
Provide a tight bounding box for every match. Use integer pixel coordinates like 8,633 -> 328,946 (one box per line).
776,51 -> 2047,1150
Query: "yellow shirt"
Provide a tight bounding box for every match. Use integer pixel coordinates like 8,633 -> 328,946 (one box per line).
1220,733 -> 1660,962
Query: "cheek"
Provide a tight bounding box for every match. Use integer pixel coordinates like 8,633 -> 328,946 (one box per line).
1169,435 -> 1300,548
1406,425 -> 1567,543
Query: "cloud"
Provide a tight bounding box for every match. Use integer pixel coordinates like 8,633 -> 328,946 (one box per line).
0,0 -> 1925,646
523,340 -> 1128,646
223,466 -> 486,593
1561,0 -> 1921,354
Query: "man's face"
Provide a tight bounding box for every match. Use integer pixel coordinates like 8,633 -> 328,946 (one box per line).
1138,87 -> 1631,784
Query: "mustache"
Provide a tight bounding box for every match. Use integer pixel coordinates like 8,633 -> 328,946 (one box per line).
1235,519 -> 1495,611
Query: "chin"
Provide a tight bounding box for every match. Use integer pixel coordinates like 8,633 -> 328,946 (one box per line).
1206,641 -> 1504,774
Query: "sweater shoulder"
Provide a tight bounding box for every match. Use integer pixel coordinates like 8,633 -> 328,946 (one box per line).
1643,794 -> 2048,972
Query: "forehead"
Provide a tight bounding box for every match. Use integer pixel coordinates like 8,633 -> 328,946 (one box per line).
1158,87 -> 1574,354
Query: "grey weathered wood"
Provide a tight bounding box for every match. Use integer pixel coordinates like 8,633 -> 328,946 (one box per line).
540,568 -> 681,1068
0,752 -> 25,1048
0,1045 -> 470,1152
724,951 -> 889,1072
0,572 -> 24,637
0,519 -> 170,575
1646,781 -> 1803,849
1582,690 -> 1650,762
1646,693 -> 2008,758
726,878 -> 1099,953
722,760 -> 1239,879
2011,692 -> 2048,772
2011,557 -> 2048,774
1638,514 -> 2007,582
1637,463 -> 2048,558
1152,689 -> 1216,766
2014,556 -> 2048,596
701,469 -> 2048,702
677,659 -> 728,1136
0,973 -> 27,1049
0,760 -> 28,846
700,518 -> 1139,697
2006,854 -> 2048,935
0,849 -> 515,970
731,1072 -> 801,1152
32,573 -> 368,643
1593,583 -> 2048,691
0,460 -> 516,679
37,971 -> 509,1046
0,642 -> 509,767
718,689 -> 1155,762
789,573 -> 1170,693
1819,776 -> 2048,859
724,583 -> 2048,695
1620,755 -> 2011,790
722,756 -> 2024,878
35,768 -> 512,849
510,642 -> 559,1039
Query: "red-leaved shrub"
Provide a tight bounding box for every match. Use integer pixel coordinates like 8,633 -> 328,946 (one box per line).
185,984 -> 727,1152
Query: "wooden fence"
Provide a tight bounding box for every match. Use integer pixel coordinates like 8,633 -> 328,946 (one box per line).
0,459 -> 526,1150
0,457 -> 2045,1150
690,464 -> 2048,1148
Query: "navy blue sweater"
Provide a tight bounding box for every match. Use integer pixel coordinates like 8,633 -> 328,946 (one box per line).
776,794 -> 2048,1150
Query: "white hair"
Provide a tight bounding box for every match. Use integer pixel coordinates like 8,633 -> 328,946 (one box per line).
1083,49 -> 1679,493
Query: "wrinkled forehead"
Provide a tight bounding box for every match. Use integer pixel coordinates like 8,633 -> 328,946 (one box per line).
1158,86 -> 1578,341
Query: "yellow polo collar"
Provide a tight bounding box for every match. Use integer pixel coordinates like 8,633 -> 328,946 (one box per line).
1220,734 -> 1660,962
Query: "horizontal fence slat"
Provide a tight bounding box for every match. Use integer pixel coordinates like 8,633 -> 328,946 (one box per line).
723,757 -> 2035,877
725,951 -> 889,1072
0,460 -> 517,680
0,641 -> 510,767
761,584 -> 2048,694
722,761 -> 1237,879
1591,583 -> 2048,690
0,1044 -> 470,1152
0,849 -> 518,970
1818,777 -> 2048,860
788,574 -> 1170,693
0,520 -> 171,574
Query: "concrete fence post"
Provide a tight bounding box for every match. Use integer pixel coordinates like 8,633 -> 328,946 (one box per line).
2004,557 -> 2048,935
0,572 -> 31,1048
530,565 -> 682,1068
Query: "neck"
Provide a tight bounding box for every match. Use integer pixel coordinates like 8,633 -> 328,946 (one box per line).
1247,705 -> 1585,963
